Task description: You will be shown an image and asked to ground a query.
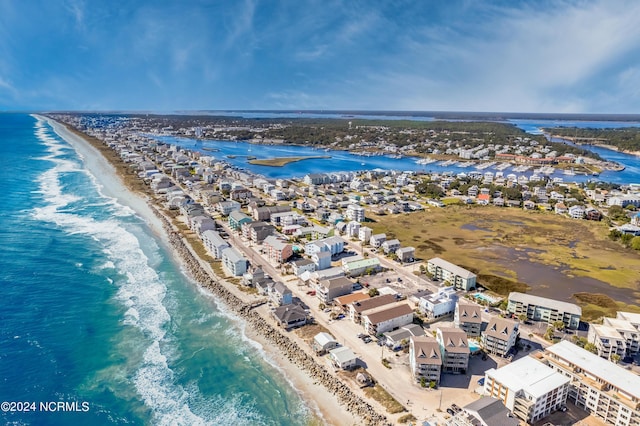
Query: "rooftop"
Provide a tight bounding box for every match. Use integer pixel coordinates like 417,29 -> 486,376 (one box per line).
329,346 -> 357,364
352,294 -> 396,313
428,257 -> 476,279
411,336 -> 441,365
364,303 -> 413,324
484,317 -> 518,340
545,340 -> 640,400
462,397 -> 519,426
486,356 -> 570,399
334,292 -> 370,306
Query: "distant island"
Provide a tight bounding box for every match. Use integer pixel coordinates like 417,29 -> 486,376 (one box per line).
247,155 -> 330,167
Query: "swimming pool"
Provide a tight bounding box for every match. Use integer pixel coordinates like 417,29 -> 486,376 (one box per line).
469,341 -> 482,353
473,292 -> 500,304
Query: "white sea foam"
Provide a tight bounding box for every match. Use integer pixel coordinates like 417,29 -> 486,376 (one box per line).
30,119 -> 217,425
193,285 -> 315,422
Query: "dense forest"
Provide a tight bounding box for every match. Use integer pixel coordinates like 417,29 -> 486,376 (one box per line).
545,127 -> 640,153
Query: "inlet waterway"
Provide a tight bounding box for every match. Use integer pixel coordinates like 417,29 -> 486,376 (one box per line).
153,114 -> 640,184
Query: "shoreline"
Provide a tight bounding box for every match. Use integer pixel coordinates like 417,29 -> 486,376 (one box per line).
549,133 -> 640,158
248,155 -> 331,167
44,115 -> 386,425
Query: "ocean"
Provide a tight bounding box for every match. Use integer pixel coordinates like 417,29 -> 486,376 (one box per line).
0,114 -> 314,425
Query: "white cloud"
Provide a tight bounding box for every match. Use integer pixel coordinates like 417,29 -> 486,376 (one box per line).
65,0 -> 85,31
331,0 -> 640,112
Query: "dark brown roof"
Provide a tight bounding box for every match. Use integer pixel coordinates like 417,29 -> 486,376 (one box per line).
351,294 -> 396,313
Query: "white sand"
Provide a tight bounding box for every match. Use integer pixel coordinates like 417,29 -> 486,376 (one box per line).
43,116 -> 363,426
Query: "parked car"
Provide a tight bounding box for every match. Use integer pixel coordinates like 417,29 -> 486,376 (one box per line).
446,408 -> 455,416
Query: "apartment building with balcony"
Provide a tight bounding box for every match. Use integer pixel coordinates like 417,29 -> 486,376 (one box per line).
587,324 -> 628,361
409,336 -> 442,385
427,257 -> 477,291
481,317 -> 519,357
454,300 -> 482,337
484,356 -> 570,423
541,341 -> 640,426
507,292 -> 581,330
601,315 -> 640,358
436,327 -> 470,374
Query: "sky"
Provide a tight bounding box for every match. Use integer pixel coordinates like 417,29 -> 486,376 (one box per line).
2,0 -> 640,113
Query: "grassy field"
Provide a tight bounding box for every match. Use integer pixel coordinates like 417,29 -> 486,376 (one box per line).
248,155 -> 330,166
369,205 -> 640,317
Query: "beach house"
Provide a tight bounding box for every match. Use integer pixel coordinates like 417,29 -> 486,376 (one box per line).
481,317 -> 519,357
454,300 -> 482,337
409,336 -> 442,385
316,277 -> 353,304
436,327 -> 470,374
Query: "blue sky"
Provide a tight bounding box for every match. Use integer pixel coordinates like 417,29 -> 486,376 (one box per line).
2,0 -> 640,113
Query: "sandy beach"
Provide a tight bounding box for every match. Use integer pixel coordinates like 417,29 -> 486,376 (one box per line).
43,115 -> 366,425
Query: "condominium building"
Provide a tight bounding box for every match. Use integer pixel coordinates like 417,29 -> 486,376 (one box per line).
541,340 -> 640,426
409,336 -> 442,385
507,292 -> 581,329
454,300 -> 482,337
221,247 -> 248,276
427,258 -> 477,291
484,356 -> 570,423
201,230 -> 229,259
588,324 -> 628,361
436,327 -> 470,374
346,203 -> 365,222
602,315 -> 640,358
481,317 -> 519,357
263,235 -> 293,264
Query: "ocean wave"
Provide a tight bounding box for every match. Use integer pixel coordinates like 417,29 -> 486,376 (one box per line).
30,119 -> 213,425
193,285 -> 315,423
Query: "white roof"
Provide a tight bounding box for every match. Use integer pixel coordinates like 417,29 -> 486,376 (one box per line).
546,341 -> 640,399
603,317 -> 637,332
618,311 -> 640,325
329,346 -> 357,364
508,292 -> 581,316
221,247 -> 245,263
486,356 -> 569,399
591,324 -> 624,340
428,257 -> 476,279
314,332 -> 337,347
